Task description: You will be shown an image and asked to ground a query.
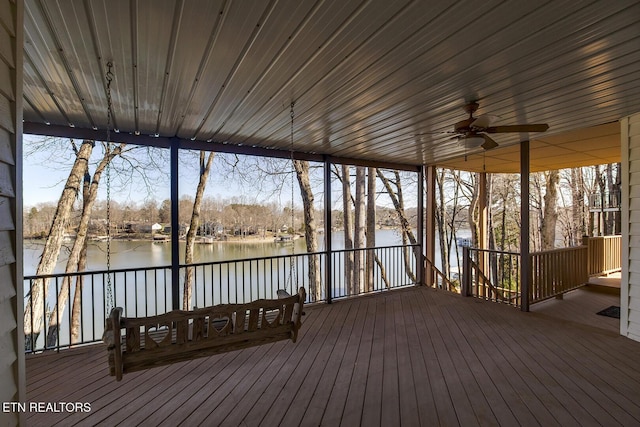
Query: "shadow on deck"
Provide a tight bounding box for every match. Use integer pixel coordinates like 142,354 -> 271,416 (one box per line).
26,285 -> 640,426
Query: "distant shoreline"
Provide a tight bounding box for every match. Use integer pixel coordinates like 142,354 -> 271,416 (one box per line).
24,233 -> 301,245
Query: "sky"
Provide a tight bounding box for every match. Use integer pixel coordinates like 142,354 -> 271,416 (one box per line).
22,134 -> 417,212
22,134 -> 317,209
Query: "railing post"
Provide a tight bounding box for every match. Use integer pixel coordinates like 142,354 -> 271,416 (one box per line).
520,140 -> 530,312
417,165 -> 425,286
324,156 -> 332,304
170,137 -> 180,310
425,166 -> 436,287
462,246 -> 471,297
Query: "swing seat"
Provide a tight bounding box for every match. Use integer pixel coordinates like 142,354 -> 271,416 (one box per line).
102,287 -> 306,381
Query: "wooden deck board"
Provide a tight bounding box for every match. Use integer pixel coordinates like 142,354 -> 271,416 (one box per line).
254,303 -> 342,426
277,300 -> 350,426
411,290 -> 464,426
196,304 -> 331,426
279,297 -> 356,426
394,295 -> 420,427
466,302 -> 562,427
340,298 -> 376,427
403,290 -> 442,426
358,296 -> 386,427
437,299 -> 519,426
320,298 -> 369,426
26,286 -> 640,426
380,293 -> 401,427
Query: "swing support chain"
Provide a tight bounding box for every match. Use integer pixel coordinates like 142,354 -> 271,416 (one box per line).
287,102 -> 297,290
105,61 -> 115,313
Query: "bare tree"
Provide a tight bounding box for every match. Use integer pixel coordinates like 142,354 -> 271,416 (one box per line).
354,167 -> 366,291
339,164 -> 355,293
24,140 -> 94,350
541,170 -> 559,250
570,168 -> 586,245
293,159 -> 321,301
377,169 -> 417,282
183,151 -> 215,310
435,169 -> 450,277
45,142 -> 124,346
366,167 -> 376,291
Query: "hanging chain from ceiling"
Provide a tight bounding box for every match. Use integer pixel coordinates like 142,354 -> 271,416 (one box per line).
105,62 -> 115,313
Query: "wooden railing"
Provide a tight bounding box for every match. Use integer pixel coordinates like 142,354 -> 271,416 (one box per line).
463,245 -> 592,307
588,191 -> 621,210
462,248 -> 522,307
456,235 -> 621,308
585,235 -> 621,276
529,246 -> 588,303
425,258 -> 458,293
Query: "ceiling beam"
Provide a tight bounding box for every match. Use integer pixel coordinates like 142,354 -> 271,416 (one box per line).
24,122 -> 421,172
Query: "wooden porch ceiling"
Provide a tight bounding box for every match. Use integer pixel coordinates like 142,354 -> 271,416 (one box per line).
26,286 -> 640,426
437,122 -> 621,173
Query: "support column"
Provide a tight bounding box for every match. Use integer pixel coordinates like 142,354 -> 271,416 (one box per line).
324,156 -> 332,303
520,140 -> 531,312
417,166 -> 425,286
478,172 -> 489,284
171,138 -> 180,310
426,166 -> 436,287
478,172 -> 488,250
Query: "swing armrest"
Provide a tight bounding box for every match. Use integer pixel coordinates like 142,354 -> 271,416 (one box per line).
103,307 -> 124,381
277,289 -> 291,298
291,287 -> 306,341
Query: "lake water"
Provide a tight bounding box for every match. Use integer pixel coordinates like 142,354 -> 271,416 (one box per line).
23,229 -> 413,276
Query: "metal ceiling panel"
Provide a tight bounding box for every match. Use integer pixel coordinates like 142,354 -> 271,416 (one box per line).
21,0 -> 640,169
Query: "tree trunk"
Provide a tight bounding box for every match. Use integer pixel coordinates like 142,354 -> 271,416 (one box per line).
293,160 -> 321,300
435,169 -> 449,277
570,167 -> 585,244
541,170 -> 559,250
183,151 -> 215,310
71,167 -> 92,345
467,173 -> 480,248
595,165 -> 605,236
341,164 -> 355,294
70,248 -> 86,344
45,142 -> 124,347
354,167 -> 366,292
377,170 -> 417,282
366,167 -> 376,292
24,140 -> 94,350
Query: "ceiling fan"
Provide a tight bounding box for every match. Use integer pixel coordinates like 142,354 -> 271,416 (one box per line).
438,101 -> 549,150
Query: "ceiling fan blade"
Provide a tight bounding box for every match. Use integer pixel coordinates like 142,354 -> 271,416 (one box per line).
481,134 -> 498,150
471,114 -> 492,129
485,124 -> 549,133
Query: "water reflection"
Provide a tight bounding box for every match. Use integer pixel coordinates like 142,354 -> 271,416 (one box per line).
24,230 -> 408,275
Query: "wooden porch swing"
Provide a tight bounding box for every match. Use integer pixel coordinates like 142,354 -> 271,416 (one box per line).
101,69 -> 306,380
102,288 -> 306,381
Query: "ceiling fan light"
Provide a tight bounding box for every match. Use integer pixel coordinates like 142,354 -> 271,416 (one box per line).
461,136 -> 484,148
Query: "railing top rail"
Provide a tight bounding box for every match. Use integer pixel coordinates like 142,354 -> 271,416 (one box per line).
465,247 -> 521,256
24,243 -> 420,280
24,264 -> 173,280
186,244 -> 417,268
530,245 -> 587,256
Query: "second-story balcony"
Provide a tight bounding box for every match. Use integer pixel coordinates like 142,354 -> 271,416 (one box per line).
589,191 -> 622,212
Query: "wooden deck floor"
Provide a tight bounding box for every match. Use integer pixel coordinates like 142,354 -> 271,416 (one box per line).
26,286 -> 640,426
530,284 -> 621,334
